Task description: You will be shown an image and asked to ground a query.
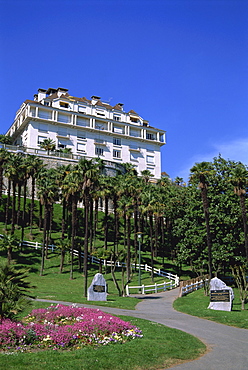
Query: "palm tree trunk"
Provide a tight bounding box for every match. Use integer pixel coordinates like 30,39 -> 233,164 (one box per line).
70,196 -> 77,280
30,177 -> 35,236
5,179 -> 11,229
21,180 -> 27,242
84,193 -> 90,297
40,205 -> 48,276
104,196 -> 109,250
126,215 -> 131,282
11,181 -> 16,234
16,183 -> 22,227
149,212 -> 154,282
89,197 -> 94,253
240,194 -> 248,261
201,185 -> 213,278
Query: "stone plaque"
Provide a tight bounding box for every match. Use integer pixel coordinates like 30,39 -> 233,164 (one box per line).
93,285 -> 105,293
87,273 -> 107,301
210,290 -> 230,302
208,277 -> 234,311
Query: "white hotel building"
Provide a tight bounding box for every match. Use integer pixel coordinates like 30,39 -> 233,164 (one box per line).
6,88 -> 166,178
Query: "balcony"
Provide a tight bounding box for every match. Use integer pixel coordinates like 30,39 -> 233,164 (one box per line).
56,134 -> 70,140
129,145 -> 141,152
94,138 -> 106,145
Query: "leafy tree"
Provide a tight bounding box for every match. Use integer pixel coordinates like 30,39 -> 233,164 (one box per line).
230,163 -> 248,261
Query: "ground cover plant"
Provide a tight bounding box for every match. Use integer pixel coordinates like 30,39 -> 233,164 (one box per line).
174,288 -> 248,329
0,304 -> 142,352
0,312 -> 206,370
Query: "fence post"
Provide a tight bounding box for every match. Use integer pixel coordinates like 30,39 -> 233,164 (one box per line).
35,242 -> 38,250
142,285 -> 145,294
126,285 -> 129,296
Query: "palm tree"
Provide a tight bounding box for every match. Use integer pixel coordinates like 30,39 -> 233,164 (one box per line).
56,238 -> 71,273
4,153 -> 24,234
0,134 -> 12,145
61,167 -> 82,279
230,163 -> 248,261
0,260 -> 35,320
37,170 -> 59,275
77,158 -> 102,296
190,161 -> 215,278
26,156 -> 44,237
39,138 -> 56,155
56,164 -> 72,239
0,233 -> 19,264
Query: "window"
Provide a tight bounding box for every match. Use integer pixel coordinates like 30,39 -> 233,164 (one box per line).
113,138 -> 121,146
60,101 -> 69,108
37,136 -> 47,144
38,110 -> 51,120
77,143 -> 86,152
113,149 -> 121,159
130,117 -> 139,123
146,155 -> 154,164
44,101 -> 49,106
96,109 -> 105,117
146,133 -> 155,140
78,106 -> 86,114
77,117 -> 88,127
113,126 -> 123,134
95,147 -> 104,156
114,115 -> 121,121
58,113 -> 71,123
58,143 -> 66,149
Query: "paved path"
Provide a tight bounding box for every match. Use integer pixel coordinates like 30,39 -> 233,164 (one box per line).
37,288 -> 248,370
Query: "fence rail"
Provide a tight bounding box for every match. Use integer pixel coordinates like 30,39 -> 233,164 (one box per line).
126,278 -> 180,296
179,278 -> 209,297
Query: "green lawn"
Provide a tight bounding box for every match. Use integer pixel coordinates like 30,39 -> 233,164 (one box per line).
174,288 -> 248,329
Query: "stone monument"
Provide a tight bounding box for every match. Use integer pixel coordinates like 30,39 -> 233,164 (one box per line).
208,277 -> 234,311
87,273 -> 107,301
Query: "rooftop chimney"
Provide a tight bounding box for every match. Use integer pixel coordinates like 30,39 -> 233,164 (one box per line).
37,88 -> 46,102
91,95 -> 101,105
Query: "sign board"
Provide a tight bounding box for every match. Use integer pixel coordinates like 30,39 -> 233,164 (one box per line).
93,285 -> 105,293
87,273 -> 107,301
208,277 -> 234,312
210,289 -> 230,302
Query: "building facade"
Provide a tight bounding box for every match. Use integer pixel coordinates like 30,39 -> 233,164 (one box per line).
6,88 -> 166,178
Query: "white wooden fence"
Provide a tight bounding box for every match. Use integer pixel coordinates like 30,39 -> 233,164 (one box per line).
126,277 -> 180,296
179,278 -> 209,297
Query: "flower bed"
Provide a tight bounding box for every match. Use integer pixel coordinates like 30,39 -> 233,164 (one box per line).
0,304 -> 142,352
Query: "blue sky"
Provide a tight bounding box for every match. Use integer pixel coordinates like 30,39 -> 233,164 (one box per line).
0,0 -> 247,182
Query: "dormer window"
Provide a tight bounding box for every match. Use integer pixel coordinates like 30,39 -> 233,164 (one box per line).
60,101 -> 69,108
130,117 -> 139,123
